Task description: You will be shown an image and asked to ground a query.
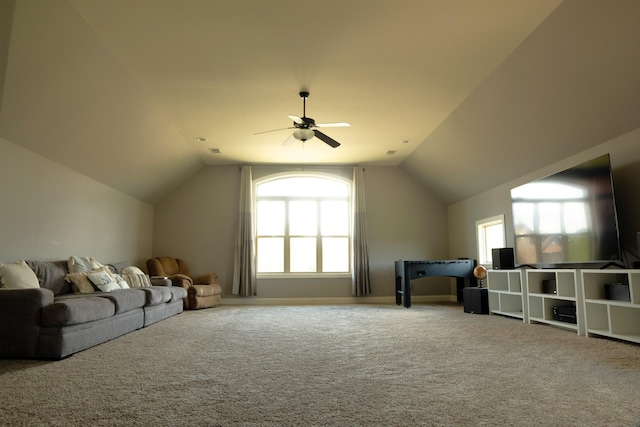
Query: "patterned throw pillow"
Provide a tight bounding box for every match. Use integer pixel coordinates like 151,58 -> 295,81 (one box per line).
112,274 -> 130,289
121,273 -> 152,288
87,268 -> 121,292
64,271 -> 95,294
122,266 -> 146,275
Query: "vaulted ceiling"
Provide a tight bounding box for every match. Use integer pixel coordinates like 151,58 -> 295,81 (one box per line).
1,0 -> 639,204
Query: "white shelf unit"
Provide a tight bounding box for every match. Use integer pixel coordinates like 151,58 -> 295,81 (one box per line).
581,269 -> 640,344
486,270 -> 527,322
526,269 -> 584,335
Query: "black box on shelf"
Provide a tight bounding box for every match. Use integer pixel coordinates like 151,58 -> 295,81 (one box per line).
553,306 -> 576,324
542,279 -> 557,294
604,283 -> 630,302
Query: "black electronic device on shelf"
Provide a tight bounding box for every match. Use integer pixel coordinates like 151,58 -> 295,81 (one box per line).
553,306 -> 577,324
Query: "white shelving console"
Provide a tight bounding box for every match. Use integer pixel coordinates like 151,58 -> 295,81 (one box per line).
487,267 -> 640,344
581,269 -> 640,344
526,269 -> 584,336
486,270 -> 527,322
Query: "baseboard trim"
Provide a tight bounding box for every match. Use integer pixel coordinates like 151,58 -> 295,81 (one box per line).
220,295 -> 458,306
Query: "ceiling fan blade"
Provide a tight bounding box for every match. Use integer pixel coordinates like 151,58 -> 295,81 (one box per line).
314,130 -> 340,148
254,126 -> 293,135
282,133 -> 297,146
288,114 -> 304,124
315,122 -> 351,128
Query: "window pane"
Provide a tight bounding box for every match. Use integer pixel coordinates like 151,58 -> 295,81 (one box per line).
257,237 -> 284,272
290,237 -> 316,272
485,223 -> 505,258
322,237 -> 349,272
321,201 -> 348,235
564,202 -> 588,233
513,203 -> 534,236
258,177 -> 349,197
289,201 -> 317,236
477,215 -> 505,265
257,201 -> 284,235
539,202 -> 561,233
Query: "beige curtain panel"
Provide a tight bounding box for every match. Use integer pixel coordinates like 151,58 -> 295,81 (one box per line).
232,166 -> 256,296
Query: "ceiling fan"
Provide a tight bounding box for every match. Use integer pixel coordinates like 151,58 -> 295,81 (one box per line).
256,91 -> 350,148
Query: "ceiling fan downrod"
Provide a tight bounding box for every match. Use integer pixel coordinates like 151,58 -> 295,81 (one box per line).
299,91 -> 309,118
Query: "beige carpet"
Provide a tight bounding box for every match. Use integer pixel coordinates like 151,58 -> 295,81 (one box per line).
1,303 -> 639,426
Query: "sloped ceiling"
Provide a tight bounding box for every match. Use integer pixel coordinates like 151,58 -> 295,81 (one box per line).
402,0 -> 640,204
1,1 -> 639,205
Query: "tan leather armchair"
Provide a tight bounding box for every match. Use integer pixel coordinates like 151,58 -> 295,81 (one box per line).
146,256 -> 222,309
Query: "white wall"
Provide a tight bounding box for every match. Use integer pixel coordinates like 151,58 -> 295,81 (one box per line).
448,127 -> 640,266
153,165 -> 453,299
0,137 -> 154,266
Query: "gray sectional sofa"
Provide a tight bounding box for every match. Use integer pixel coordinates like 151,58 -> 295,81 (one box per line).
0,259 -> 187,359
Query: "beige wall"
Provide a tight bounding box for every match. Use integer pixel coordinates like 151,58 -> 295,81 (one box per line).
0,137 -> 154,266
153,165 -> 453,299
448,127 -> 640,266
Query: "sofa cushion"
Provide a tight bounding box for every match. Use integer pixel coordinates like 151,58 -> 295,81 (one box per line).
25,260 -> 70,295
138,286 -> 172,306
98,289 -> 146,313
0,260 -> 40,289
168,286 -> 188,301
42,296 -> 115,326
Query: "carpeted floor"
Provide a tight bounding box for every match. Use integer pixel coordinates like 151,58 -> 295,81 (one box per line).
1,303 -> 639,426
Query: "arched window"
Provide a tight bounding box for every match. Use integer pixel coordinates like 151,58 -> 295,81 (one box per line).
255,173 -> 351,275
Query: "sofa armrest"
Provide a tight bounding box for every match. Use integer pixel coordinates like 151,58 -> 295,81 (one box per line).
168,273 -> 193,289
150,276 -> 171,287
0,288 -> 54,358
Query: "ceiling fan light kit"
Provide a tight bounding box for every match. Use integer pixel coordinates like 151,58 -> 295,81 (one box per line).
257,91 -> 349,148
293,128 -> 315,141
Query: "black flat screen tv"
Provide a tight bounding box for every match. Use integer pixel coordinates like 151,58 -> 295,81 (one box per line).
510,154 -> 621,268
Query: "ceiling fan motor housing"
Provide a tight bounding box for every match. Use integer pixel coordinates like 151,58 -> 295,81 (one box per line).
295,116 -> 315,128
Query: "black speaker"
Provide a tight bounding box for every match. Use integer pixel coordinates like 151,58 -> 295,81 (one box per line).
463,287 -> 489,314
492,248 -> 515,270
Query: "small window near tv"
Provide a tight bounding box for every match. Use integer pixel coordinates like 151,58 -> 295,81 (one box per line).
477,214 -> 506,266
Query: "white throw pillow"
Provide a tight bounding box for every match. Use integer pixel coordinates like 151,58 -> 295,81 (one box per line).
0,260 -> 40,289
87,268 -> 120,292
68,256 -> 102,274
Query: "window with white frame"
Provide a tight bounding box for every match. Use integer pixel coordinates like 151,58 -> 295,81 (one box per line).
255,173 -> 351,275
476,214 -> 506,266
